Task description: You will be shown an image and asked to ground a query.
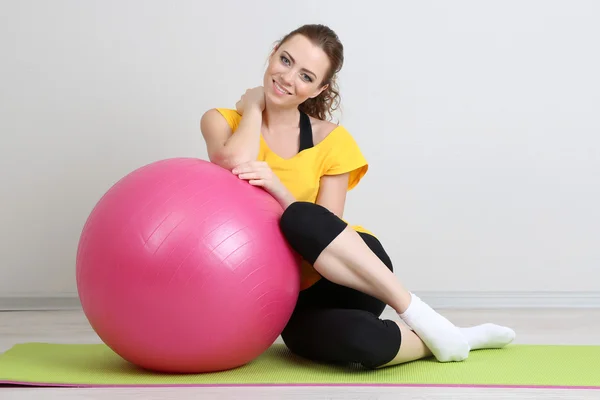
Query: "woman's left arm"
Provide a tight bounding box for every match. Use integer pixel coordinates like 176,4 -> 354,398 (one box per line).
315,173 -> 349,219
232,161 -> 350,215
232,161 -> 297,210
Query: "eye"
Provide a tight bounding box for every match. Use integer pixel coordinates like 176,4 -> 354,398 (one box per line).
280,55 -> 290,66
302,74 -> 313,83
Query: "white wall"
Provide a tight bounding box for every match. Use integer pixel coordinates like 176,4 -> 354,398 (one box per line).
1,0 -> 598,299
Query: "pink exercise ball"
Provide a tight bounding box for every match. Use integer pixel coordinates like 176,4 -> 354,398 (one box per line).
76,158 -> 301,373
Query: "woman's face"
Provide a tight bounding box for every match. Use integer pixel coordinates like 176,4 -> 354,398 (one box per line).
263,34 -> 330,108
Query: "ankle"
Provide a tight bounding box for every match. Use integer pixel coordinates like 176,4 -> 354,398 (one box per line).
394,291 -> 415,315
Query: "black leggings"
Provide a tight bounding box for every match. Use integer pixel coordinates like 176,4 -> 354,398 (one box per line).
279,201 -> 402,369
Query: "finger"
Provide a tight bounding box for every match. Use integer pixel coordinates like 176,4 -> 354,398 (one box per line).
231,164 -> 251,174
248,179 -> 265,186
237,172 -> 262,180
232,161 -> 264,174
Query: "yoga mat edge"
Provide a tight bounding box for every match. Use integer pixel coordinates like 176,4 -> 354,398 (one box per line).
1,343 -> 599,390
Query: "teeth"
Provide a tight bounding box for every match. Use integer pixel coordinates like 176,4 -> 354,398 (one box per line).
274,81 -> 290,94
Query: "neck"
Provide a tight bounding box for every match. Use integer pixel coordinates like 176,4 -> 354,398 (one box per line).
263,101 -> 300,132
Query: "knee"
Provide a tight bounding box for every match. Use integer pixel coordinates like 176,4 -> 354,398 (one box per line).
347,319 -> 402,370
279,201 -> 319,241
282,310 -> 401,370
279,202 -> 347,263
279,201 -> 342,245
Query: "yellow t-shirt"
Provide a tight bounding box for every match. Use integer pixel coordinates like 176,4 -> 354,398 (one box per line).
215,108 -> 372,289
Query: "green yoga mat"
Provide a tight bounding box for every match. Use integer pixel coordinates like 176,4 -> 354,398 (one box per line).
1,343 -> 599,389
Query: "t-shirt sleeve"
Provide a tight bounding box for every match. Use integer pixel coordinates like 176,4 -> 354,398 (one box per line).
215,108 -> 242,132
322,127 -> 369,191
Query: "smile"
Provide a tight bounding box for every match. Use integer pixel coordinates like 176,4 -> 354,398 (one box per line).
273,80 -> 292,95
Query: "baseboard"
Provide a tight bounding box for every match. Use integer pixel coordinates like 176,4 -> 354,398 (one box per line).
0,295 -> 81,311
412,291 -> 600,309
2,291 -> 600,311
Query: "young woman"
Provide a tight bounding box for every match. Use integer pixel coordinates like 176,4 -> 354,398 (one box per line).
200,24 -> 515,369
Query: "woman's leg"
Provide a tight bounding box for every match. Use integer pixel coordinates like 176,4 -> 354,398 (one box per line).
280,202 -> 515,363
282,308 -> 403,369
378,324 -> 433,367
281,227 -> 404,369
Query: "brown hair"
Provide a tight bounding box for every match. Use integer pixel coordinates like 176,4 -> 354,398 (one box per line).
274,24 -> 344,121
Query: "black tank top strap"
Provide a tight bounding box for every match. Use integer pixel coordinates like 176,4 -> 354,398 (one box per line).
298,110 -> 314,152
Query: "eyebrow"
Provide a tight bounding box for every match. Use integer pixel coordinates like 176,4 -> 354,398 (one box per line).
283,51 -> 317,79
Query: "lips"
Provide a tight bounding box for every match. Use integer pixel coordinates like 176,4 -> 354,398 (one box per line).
273,80 -> 292,95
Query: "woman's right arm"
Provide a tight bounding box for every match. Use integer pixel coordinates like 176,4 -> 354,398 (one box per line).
200,107 -> 262,171
200,87 -> 265,170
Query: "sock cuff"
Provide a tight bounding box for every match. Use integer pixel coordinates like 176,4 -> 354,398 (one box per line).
398,292 -> 418,319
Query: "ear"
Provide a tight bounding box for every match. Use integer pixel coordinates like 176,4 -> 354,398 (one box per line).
309,83 -> 329,99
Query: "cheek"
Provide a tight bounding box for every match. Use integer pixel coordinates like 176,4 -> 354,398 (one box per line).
294,81 -> 316,97
267,61 -> 284,76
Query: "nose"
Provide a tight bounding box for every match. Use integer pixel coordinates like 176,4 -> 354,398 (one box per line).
281,69 -> 294,85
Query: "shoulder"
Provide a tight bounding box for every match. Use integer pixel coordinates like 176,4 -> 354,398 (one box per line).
202,108 -> 241,131
309,117 -> 361,155
310,117 -> 368,190
309,117 -> 359,152
310,117 -> 340,146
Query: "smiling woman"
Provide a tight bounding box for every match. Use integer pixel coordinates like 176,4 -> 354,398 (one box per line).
199,24 -> 515,370
263,25 -> 343,122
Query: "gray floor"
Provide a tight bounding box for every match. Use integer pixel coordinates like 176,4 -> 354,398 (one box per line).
1,308 -> 600,399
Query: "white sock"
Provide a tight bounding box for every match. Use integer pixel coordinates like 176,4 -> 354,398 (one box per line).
398,293 -> 470,362
460,323 -> 516,350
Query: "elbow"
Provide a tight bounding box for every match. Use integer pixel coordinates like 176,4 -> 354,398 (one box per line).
209,148 -> 252,171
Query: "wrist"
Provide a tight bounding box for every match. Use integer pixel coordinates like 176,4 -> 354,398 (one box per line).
245,105 -> 264,116
274,185 -> 296,210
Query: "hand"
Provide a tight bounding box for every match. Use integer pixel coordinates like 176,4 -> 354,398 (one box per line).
232,161 -> 295,208
232,161 -> 283,194
235,87 -> 265,115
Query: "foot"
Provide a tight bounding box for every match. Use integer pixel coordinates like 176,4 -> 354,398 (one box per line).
460,323 -> 516,350
398,293 -> 470,362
